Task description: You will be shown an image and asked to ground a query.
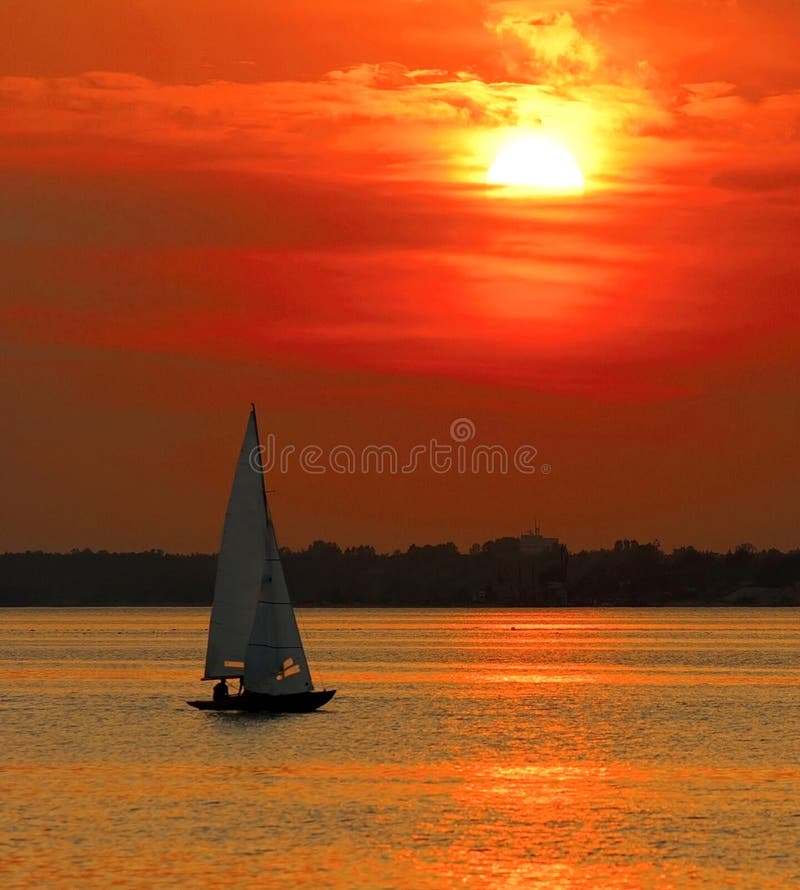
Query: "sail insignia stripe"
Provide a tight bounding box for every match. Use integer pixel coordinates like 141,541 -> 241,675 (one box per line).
248,643 -> 304,649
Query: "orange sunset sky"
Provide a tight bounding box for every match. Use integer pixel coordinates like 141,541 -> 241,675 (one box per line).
1,1 -> 798,554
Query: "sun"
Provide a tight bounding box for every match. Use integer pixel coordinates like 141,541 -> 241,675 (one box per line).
487,136 -> 585,193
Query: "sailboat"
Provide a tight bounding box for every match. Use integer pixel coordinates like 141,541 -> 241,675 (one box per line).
188,405 -> 335,713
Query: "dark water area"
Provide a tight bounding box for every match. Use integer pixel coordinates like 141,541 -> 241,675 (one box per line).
2,608 -> 799,888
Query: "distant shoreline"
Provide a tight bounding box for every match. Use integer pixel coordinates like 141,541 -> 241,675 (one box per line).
2,543 -> 798,608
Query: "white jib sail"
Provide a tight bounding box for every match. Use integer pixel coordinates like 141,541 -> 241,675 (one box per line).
244,505 -> 314,696
203,411 -> 267,679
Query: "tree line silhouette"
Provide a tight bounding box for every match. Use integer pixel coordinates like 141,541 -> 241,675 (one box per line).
1,538 -> 798,606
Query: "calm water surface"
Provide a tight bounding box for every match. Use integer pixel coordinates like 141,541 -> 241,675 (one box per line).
1,608 -> 799,888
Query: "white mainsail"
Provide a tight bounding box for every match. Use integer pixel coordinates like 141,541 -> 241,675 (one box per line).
203,410 -> 267,680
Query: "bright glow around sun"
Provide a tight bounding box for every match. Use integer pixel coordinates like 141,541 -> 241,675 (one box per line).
487,136 -> 585,192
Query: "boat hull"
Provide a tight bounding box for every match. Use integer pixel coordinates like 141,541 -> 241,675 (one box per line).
187,689 -> 335,713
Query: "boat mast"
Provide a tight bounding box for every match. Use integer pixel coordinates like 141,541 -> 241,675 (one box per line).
250,402 -> 270,527
250,402 -> 288,595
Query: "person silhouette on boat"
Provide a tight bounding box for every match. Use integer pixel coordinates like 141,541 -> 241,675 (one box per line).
213,678 -> 229,702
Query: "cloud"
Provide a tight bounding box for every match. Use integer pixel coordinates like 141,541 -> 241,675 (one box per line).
1,157 -> 797,408
2,2 -> 706,196
1,0 -> 798,403
711,166 -> 800,193
489,9 -> 601,83
0,60 -> 673,192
